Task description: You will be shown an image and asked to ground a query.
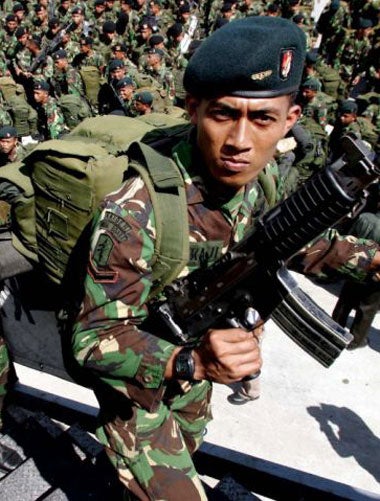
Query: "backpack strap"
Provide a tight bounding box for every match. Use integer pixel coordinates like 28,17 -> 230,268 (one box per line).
127,141 -> 189,298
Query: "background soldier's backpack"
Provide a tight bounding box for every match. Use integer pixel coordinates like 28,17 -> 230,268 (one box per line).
57,94 -> 93,129
356,117 -> 378,148
0,76 -> 19,103
79,66 -> 102,109
6,94 -> 38,137
316,64 -> 342,99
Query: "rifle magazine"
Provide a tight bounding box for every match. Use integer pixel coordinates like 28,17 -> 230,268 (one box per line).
271,267 -> 353,367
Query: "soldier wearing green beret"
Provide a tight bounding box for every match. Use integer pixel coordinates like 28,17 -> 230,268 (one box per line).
72,16 -> 380,499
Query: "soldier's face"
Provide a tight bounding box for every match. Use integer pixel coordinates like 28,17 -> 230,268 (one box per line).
0,137 -> 17,154
111,68 -> 125,80
187,94 -> 300,191
6,21 -> 18,31
33,89 -> 48,103
340,112 -> 356,125
119,85 -> 134,100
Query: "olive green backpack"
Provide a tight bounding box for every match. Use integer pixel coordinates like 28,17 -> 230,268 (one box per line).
1,115 -> 190,292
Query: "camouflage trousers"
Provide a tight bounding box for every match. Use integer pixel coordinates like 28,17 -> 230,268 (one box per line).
96,379 -> 213,500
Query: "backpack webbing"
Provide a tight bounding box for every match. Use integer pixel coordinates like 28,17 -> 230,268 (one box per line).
127,141 -> 189,297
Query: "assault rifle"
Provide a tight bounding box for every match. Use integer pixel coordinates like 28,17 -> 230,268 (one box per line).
149,134 -> 379,368
27,21 -> 75,74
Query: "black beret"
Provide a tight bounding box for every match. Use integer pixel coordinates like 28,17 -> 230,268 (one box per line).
94,0 -> 105,5
33,80 -> 50,91
48,17 -> 60,29
178,3 -> 190,13
167,23 -> 183,38
184,16 -> 306,98
52,49 -> 67,61
292,13 -> 305,23
80,36 -> 94,45
267,3 -> 280,13
214,18 -> 229,30
340,100 -> 358,114
12,3 -> 25,12
115,77 -> 135,89
108,59 -> 125,71
358,17 -> 373,29
112,43 -> 128,52
6,14 -> 17,21
135,90 -> 153,105
72,7 -> 84,14
15,27 -> 27,38
149,34 -> 165,46
103,20 -> 116,33
146,47 -> 164,57
0,126 -> 18,139
305,51 -> 318,64
221,2 -> 233,12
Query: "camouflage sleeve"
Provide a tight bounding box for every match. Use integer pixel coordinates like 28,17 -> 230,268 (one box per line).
68,68 -> 85,96
46,101 -> 67,139
288,228 -> 379,282
72,176 -> 177,412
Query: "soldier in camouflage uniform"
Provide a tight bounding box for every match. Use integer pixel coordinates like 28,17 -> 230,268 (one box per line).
50,49 -> 85,97
0,14 -> 19,60
32,79 -> 68,139
0,125 -> 27,166
298,77 -> 332,129
72,36 -> 106,73
29,4 -> 49,39
328,99 -> 362,160
143,47 -> 176,102
72,17 -> 380,499
114,76 -> 137,116
333,18 -> 373,90
88,0 -> 107,36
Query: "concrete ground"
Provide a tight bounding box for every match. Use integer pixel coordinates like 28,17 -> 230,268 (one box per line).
13,272 -> 380,498
207,272 -> 380,497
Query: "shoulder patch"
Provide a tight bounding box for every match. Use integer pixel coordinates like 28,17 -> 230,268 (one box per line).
99,211 -> 132,242
93,233 -> 114,267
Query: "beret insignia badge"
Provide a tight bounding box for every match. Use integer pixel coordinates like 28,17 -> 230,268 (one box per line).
280,49 -> 293,80
251,69 -> 272,81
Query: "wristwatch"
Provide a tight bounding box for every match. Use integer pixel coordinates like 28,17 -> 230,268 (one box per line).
174,347 -> 196,381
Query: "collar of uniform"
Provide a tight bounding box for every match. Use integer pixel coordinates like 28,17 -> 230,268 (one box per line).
172,139 -> 205,205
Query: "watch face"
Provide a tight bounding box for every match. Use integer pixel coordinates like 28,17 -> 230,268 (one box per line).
175,348 -> 195,380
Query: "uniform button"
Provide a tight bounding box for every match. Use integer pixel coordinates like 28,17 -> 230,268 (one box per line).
143,374 -> 153,383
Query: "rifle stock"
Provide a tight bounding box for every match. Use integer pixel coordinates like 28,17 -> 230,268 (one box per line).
148,134 -> 379,367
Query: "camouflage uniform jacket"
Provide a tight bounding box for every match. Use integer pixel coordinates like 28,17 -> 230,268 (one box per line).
301,93 -> 329,128
51,66 -> 85,97
73,132 -> 379,415
36,95 -> 67,139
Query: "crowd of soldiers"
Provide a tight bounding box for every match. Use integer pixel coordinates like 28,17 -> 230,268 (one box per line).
0,0 -> 378,177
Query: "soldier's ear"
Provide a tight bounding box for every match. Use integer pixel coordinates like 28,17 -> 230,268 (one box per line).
186,95 -> 201,125
284,104 -> 301,135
